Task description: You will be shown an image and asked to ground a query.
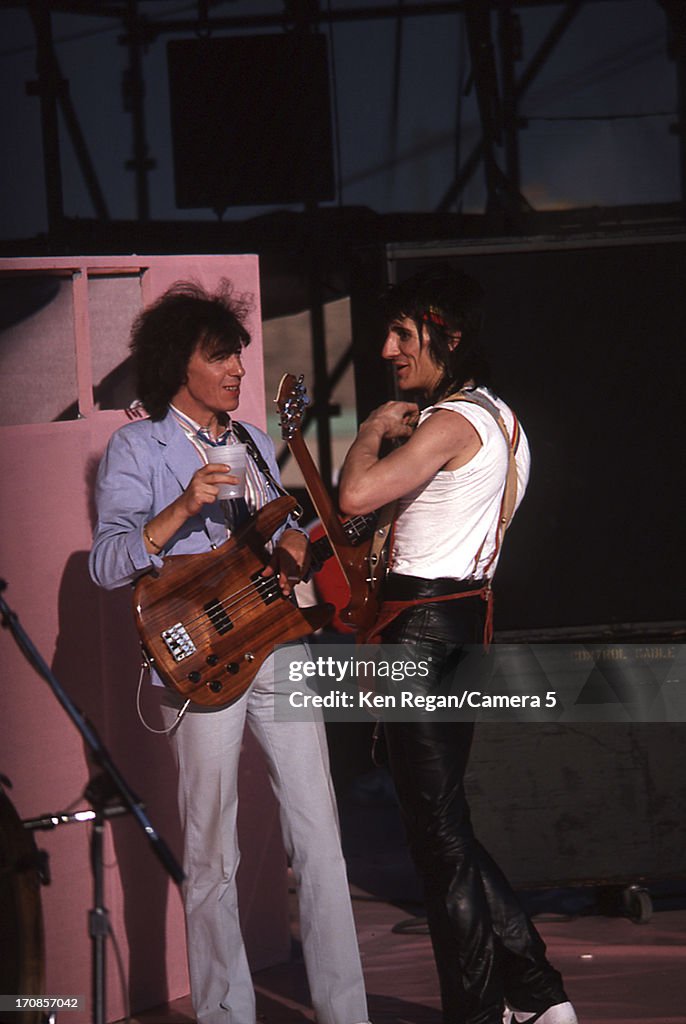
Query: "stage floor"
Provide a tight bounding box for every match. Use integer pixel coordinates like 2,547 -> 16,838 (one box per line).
126,887 -> 685,1024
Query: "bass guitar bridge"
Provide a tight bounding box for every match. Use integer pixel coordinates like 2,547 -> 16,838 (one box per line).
161,622 -> 197,663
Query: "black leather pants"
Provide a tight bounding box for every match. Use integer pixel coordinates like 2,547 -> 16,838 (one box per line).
381,575 -> 568,1024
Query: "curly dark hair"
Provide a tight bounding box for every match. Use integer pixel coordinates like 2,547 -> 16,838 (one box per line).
382,264 -> 492,400
130,280 -> 252,420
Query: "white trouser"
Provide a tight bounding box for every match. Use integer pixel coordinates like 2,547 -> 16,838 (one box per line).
160,644 -> 368,1024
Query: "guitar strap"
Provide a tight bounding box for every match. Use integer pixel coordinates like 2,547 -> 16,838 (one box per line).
361,389 -> 519,647
232,421 -> 304,521
372,390 -> 519,584
441,389 -> 520,575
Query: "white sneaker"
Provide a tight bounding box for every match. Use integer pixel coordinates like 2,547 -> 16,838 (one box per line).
506,1002 -> 578,1024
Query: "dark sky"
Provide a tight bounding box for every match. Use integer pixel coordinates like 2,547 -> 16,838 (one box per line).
0,0 -> 678,241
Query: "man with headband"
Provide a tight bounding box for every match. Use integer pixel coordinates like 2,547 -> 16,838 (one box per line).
339,266 -> 577,1024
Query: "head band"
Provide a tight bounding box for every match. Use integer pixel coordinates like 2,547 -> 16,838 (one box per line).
420,306 -> 447,328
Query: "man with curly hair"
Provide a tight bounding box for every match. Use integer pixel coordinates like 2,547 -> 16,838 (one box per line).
89,282 -> 369,1024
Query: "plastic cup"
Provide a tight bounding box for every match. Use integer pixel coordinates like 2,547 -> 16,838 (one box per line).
211,443 -> 247,499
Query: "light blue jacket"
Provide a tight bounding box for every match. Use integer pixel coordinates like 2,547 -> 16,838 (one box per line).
89,408 -> 296,591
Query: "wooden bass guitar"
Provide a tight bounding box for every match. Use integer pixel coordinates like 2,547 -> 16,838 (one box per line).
276,373 -> 390,635
133,496 -> 333,708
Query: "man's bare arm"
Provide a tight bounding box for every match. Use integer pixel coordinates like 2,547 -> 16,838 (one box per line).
339,404 -> 481,516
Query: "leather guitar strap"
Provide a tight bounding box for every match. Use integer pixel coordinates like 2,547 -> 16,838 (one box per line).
362,390 -> 519,647
442,389 -> 520,574
373,390 -> 519,585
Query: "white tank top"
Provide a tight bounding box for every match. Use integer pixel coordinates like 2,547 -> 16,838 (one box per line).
389,389 -> 530,581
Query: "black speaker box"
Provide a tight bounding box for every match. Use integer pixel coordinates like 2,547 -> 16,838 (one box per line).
167,34 -> 335,209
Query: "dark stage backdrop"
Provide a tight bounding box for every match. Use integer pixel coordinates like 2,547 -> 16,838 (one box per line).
349,233 -> 686,634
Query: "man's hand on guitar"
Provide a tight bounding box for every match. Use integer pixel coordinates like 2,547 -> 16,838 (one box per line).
263,529 -> 311,597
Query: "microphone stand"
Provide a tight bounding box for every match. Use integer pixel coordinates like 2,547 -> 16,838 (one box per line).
0,579 -> 185,1024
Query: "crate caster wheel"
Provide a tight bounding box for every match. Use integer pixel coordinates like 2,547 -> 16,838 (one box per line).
621,884 -> 652,924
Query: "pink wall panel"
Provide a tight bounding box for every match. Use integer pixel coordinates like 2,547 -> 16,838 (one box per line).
0,256 -> 289,1023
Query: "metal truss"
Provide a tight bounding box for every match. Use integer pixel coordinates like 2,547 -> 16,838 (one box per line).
14,0 -> 684,239
5,0 -> 685,489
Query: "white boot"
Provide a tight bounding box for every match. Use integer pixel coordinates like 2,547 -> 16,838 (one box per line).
505,1002 -> 578,1024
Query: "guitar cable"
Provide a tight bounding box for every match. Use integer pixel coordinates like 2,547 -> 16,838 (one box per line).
136,660 -> 191,735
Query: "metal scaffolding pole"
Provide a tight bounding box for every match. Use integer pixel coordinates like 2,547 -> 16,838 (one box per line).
122,0 -> 155,221
436,0 -> 585,213
27,3 -> 65,238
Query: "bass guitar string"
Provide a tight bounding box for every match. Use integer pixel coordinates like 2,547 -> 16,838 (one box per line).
164,572 -> 279,634
166,577 -> 286,652
158,510 -> 376,631
172,587 -> 292,666
155,511 -> 378,658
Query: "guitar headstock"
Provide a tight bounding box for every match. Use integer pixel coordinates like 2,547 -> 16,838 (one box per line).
275,373 -> 309,441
